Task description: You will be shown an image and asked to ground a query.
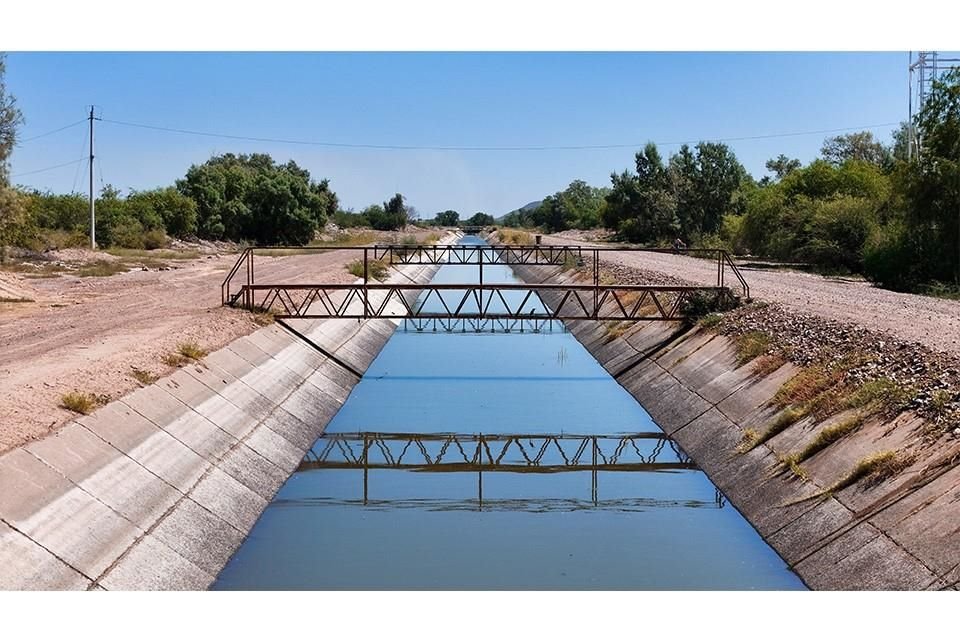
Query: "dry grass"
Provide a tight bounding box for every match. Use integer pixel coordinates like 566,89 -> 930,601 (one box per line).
699,313 -> 723,329
346,258 -> 389,280
177,342 -> 207,360
162,353 -> 189,368
786,414 -> 865,466
734,331 -> 771,366
106,248 -> 201,260
845,378 -> 914,416
739,407 -> 807,452
931,390 -> 953,416
498,229 -> 533,245
752,353 -> 788,378
130,367 -> 159,386
162,341 -> 207,368
60,391 -> 105,414
76,260 -> 130,278
252,309 -> 278,326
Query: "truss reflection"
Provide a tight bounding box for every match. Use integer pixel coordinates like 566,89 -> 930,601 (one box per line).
295,432 -> 726,509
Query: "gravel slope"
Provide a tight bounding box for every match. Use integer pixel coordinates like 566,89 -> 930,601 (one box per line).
542,234 -> 960,357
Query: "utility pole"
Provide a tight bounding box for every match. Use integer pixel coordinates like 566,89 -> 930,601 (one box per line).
88,106 -> 99,249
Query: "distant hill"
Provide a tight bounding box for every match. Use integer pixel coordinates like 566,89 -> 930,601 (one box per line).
496,200 -> 541,223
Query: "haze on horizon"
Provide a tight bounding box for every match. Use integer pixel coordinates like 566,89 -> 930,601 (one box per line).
8,52 -> 913,217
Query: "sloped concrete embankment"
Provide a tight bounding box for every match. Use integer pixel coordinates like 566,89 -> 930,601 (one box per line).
511,262 -> 959,590
0,260 -> 443,590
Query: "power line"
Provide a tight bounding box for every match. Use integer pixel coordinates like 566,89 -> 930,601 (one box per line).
11,158 -> 86,179
17,119 -> 86,144
100,117 -> 903,152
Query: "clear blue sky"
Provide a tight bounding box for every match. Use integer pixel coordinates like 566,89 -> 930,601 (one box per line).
7,52 -> 911,217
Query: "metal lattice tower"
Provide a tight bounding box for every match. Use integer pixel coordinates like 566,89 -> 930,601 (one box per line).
908,51 -> 960,159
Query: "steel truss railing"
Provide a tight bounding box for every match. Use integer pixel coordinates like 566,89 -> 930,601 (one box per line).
240,282 -> 732,321
221,243 -> 750,309
296,432 -> 724,508
300,432 -> 692,472
400,318 -> 568,333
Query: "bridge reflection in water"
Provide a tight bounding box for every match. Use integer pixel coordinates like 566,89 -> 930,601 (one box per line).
292,432 -> 726,510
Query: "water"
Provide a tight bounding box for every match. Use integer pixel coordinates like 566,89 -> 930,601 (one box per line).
213,237 -> 805,590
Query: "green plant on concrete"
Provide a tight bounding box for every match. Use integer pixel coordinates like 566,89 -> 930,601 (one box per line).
734,331 -> 771,366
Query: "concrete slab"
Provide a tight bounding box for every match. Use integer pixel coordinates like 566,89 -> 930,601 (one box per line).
78,403 -> 210,493
189,467 -> 268,532
796,522 -> 936,590
217,443 -> 287,501
151,498 -> 245,576
717,362 -> 798,424
0,448 -> 141,579
0,521 -> 91,590
25,423 -> 181,531
767,498 -> 856,564
243,423 -> 304,474
99,535 -> 213,591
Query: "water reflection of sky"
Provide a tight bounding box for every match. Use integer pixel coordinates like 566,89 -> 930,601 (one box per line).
213,237 -> 806,590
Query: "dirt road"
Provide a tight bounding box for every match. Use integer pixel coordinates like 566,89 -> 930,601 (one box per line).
0,241 -> 423,453
542,234 -> 960,357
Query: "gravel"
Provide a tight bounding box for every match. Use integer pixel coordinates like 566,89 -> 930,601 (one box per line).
542,234 -> 960,358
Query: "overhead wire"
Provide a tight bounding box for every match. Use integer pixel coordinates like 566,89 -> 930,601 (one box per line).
17,119 -> 86,145
100,117 -> 904,152
11,158 -> 87,179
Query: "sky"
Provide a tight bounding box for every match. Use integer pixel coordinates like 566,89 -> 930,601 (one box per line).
7,52 -> 913,217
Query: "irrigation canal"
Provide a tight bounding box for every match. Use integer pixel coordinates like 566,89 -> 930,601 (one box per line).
213,236 -> 805,589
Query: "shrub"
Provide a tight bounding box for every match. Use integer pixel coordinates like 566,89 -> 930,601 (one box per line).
143,228 -> 167,250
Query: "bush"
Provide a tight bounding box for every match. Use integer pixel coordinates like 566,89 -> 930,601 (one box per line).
143,228 -> 167,250
863,221 -> 920,290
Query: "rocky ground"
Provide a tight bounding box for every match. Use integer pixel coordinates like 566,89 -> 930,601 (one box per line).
541,233 -> 960,357
582,252 -> 960,439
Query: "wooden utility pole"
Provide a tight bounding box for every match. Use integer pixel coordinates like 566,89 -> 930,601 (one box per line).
88,106 -> 96,249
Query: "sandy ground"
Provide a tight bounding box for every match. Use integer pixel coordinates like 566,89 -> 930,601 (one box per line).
542,234 -> 960,357
0,231 -> 442,453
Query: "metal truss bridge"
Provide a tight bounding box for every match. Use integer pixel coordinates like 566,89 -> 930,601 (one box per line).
294,431 -> 724,509
222,242 -> 748,323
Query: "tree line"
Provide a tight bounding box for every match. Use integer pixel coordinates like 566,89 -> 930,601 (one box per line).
502,70 -> 960,293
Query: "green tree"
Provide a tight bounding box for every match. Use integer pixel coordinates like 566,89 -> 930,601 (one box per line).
127,187 -> 198,238
821,131 -> 891,168
0,54 -> 24,186
765,154 -> 801,180
434,210 -> 460,226
465,211 -> 494,226
177,153 -> 336,244
603,143 -> 679,243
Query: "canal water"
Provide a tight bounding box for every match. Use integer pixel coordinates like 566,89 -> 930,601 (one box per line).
214,237 -> 805,590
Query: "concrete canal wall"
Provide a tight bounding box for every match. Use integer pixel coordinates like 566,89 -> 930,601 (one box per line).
0,259 -> 443,590
511,262 -> 959,590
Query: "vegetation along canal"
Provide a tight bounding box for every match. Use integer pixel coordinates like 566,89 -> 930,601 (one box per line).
214,237 -> 805,589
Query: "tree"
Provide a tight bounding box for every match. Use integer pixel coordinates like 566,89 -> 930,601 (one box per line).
820,131 -> 891,168
0,54 -> 24,186
603,143 -> 679,243
465,211 -> 494,226
434,210 -> 460,226
177,153 -> 336,244
765,154 -> 801,180
127,187 -> 197,238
